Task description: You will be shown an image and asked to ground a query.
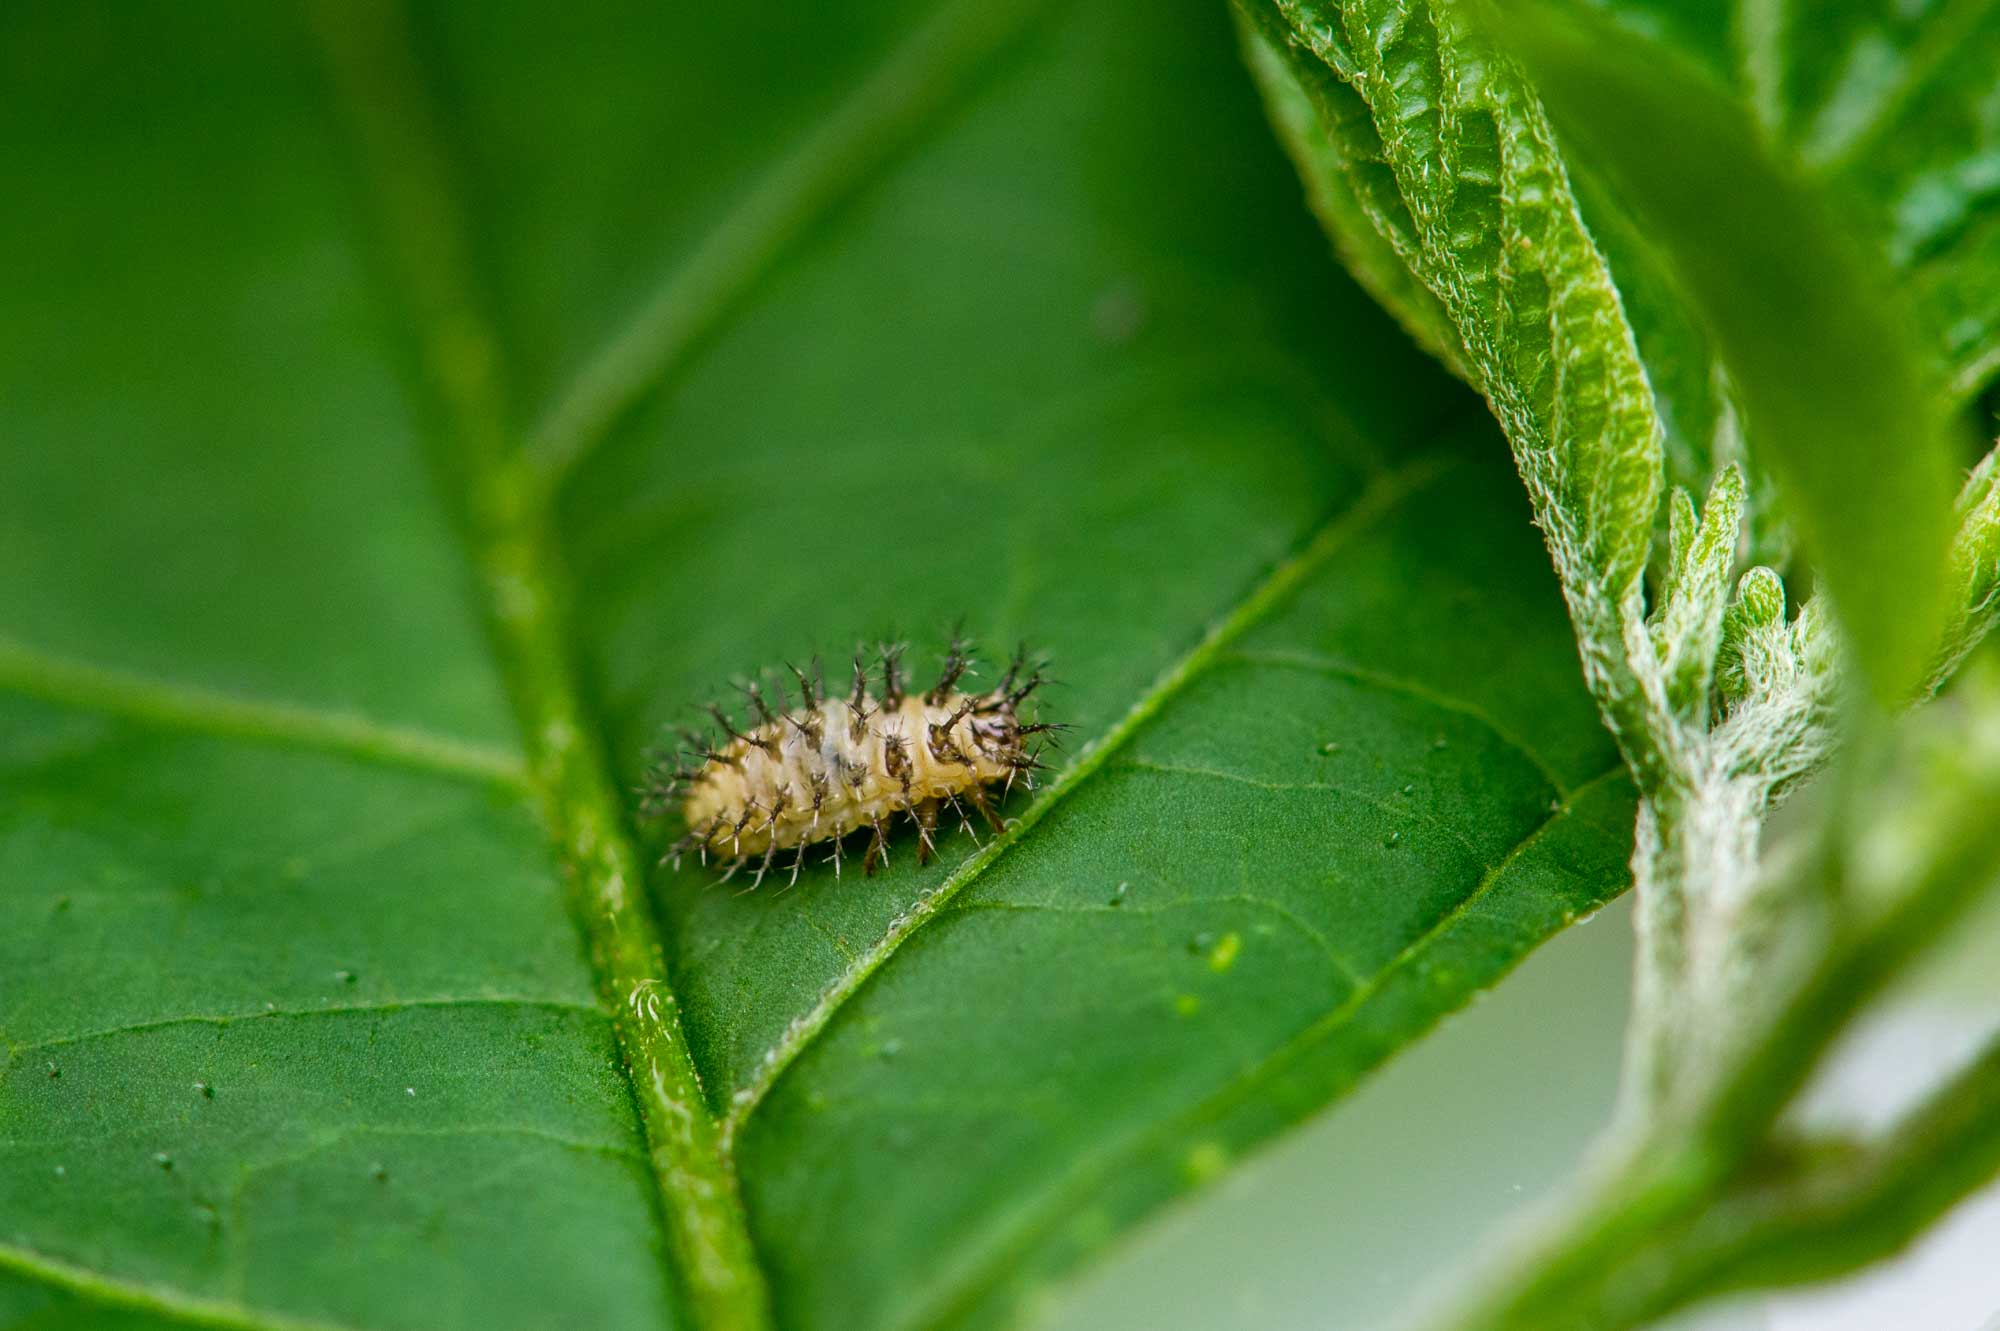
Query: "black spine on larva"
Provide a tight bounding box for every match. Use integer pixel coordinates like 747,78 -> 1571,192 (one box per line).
927,698 -> 977,764
672,723 -> 735,772
739,679 -> 778,727
788,660 -> 819,711
1017,721 -> 1071,748
881,731 -> 912,795
705,702 -> 774,755
1004,662 -> 1045,709
927,632 -> 972,705
880,639 -> 904,703
878,643 -> 905,709
638,751 -> 689,816
847,656 -> 873,741
980,644 -> 1026,712
779,661 -> 822,743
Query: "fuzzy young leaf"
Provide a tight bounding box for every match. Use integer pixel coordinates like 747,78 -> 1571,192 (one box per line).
1490,0 -> 1958,705
1241,0 -> 1667,776
1653,467 -> 1745,721
1934,452 -> 2000,688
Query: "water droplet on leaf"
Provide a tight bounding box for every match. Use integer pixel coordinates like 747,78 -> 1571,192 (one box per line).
1182,1141 -> 1230,1185
1207,932 -> 1242,973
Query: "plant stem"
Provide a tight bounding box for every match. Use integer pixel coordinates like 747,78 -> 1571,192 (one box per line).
1592,1034 -> 2000,1329
1620,767 -> 1777,1126
1416,686 -> 2000,1331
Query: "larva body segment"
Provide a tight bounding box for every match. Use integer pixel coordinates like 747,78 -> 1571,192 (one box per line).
654,641 -> 1052,886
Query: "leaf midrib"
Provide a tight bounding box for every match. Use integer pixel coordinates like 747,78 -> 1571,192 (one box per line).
299,0 -> 1086,1318
305,1 -> 768,1326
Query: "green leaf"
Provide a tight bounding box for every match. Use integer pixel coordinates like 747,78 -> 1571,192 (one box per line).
1589,0 -> 2000,406
1489,0 -> 1959,704
1240,0 -> 1673,786
1244,0 -> 1989,705
0,2 -> 1632,1329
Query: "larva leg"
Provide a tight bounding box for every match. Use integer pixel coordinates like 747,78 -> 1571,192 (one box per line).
913,798 -> 940,865
864,817 -> 889,875
749,836 -> 778,890
966,785 -> 1006,834
943,792 -> 975,841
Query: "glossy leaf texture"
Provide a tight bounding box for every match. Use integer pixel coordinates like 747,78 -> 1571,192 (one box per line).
0,2 -> 1633,1330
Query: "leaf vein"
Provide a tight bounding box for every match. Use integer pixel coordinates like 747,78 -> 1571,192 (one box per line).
906,762 -> 1633,1328
10,997 -> 603,1060
1113,756 -> 1491,863
0,638 -> 526,790
716,454 -> 1457,1150
0,1243 -> 360,1331
530,0 -> 1059,482
1221,645 -> 1573,795
946,893 -> 1364,986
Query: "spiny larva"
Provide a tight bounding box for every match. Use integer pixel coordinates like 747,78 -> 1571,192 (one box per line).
646,637 -> 1060,888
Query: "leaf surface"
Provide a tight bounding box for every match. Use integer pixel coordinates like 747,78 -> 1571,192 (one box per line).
0,1 -> 1632,1328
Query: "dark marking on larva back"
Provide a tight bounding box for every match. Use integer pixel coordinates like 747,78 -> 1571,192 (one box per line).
647,634 -> 1053,889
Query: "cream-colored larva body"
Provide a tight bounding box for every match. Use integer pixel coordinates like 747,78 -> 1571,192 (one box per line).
658,643 -> 1050,884
685,692 -> 1018,858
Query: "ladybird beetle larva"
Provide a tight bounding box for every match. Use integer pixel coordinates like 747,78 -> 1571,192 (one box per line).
646,637 -> 1060,888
